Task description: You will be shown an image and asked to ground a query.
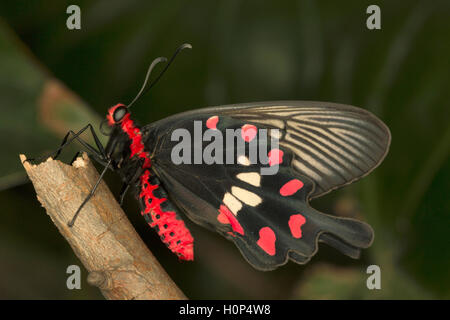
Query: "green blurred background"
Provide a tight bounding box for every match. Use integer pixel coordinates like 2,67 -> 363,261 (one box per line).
0,0 -> 449,299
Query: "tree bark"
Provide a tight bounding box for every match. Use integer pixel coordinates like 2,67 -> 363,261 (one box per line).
20,153 -> 186,300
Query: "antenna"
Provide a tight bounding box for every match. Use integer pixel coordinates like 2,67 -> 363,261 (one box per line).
127,43 -> 192,108
144,43 -> 192,93
127,57 -> 167,108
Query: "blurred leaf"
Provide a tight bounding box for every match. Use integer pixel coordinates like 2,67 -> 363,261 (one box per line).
294,263 -> 432,300
0,21 -> 104,190
294,264 -> 367,300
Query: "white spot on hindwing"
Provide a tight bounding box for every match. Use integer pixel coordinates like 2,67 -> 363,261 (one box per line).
231,186 -> 262,207
223,192 -> 242,215
236,172 -> 261,187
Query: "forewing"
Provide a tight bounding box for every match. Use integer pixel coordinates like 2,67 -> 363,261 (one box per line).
148,101 -> 391,199
219,101 -> 391,198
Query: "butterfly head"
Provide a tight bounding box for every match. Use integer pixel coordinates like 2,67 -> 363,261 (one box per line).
106,103 -> 130,126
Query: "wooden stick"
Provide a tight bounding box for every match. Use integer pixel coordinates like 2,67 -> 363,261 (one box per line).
20,153 -> 186,300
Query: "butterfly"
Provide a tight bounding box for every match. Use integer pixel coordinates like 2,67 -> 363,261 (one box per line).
40,44 -> 391,271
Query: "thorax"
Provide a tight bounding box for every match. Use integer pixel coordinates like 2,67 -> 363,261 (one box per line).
105,117 -> 152,185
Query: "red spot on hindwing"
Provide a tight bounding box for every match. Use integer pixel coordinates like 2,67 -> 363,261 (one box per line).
280,179 -> 304,196
257,227 -> 276,255
241,124 -> 257,142
288,214 -> 306,239
217,211 -> 229,224
206,116 -> 219,130
268,149 -> 283,166
218,205 -> 244,235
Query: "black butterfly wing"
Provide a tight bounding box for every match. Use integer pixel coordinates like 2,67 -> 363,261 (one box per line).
143,101 -> 390,270
148,101 -> 391,199
219,102 -> 391,198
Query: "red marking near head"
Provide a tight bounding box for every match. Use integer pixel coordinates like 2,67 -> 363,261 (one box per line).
218,205 -> 244,235
140,170 -> 194,260
107,103 -> 127,125
206,116 -> 219,130
257,227 -> 276,256
268,149 -> 283,166
288,214 -> 306,239
280,179 -> 304,196
107,103 -> 151,168
241,124 -> 257,142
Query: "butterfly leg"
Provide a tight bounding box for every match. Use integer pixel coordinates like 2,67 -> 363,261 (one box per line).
53,124 -> 107,162
25,124 -> 107,166
69,151 -> 82,165
118,183 -> 131,206
67,158 -> 113,227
